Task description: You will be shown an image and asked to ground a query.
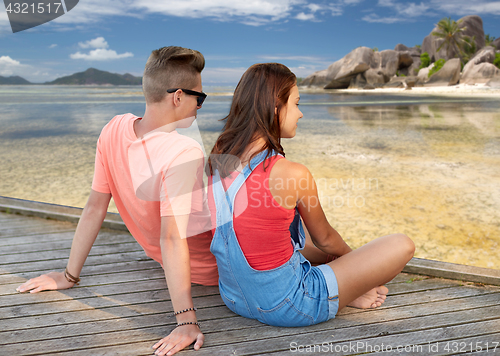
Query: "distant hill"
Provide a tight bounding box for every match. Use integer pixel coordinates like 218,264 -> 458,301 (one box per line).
47,68 -> 142,85
0,75 -> 31,85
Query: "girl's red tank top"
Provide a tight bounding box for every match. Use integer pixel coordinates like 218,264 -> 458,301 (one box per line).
208,155 -> 295,270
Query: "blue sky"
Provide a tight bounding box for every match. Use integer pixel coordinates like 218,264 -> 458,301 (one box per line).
1,0 -> 499,84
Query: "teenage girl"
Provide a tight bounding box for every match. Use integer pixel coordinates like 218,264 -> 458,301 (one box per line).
206,63 -> 415,326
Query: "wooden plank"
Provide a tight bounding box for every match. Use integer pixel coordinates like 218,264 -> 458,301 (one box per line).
405,257 -> 500,286
0,230 -> 133,251
367,332 -> 500,355
0,224 -> 75,238
3,306 -> 500,355
0,308 -> 259,346
18,306 -> 499,356
0,241 -> 143,266
1,302 -> 235,333
1,282 -> 220,319
0,250 -> 151,275
0,259 -> 160,285
0,196 -> 127,231
2,297 -> 499,353
0,231 -> 80,247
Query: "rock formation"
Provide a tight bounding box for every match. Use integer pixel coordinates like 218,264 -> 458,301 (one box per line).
492,38 -> 500,50
394,44 -> 422,76
302,47 -> 413,89
300,15 -> 498,90
421,15 -> 485,62
460,46 -> 499,84
425,58 -> 462,86
461,63 -> 500,84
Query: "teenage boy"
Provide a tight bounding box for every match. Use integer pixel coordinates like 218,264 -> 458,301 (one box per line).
17,46 -> 218,356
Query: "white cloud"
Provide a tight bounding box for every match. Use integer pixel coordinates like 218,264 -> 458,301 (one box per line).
0,56 -> 20,67
34,0 -> 366,28
78,37 -> 108,49
362,14 -> 403,23
367,0 -> 500,24
376,0 -> 429,17
0,56 -> 31,77
307,4 -> 322,12
134,0 -> 302,23
431,0 -> 500,16
363,0 -> 430,23
71,37 -> 133,61
296,12 -> 316,20
70,48 -> 134,61
49,44 -> 58,48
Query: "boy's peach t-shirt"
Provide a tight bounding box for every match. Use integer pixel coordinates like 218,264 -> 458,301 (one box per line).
91,113 -> 218,286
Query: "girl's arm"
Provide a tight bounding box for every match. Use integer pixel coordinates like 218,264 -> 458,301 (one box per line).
269,159 -> 352,257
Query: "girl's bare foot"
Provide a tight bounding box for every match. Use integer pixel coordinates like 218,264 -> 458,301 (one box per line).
347,286 -> 388,309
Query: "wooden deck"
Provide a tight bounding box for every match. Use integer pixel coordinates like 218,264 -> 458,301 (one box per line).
1,202 -> 499,355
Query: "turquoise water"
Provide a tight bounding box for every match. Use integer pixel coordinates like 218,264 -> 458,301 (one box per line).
0,85 -> 498,268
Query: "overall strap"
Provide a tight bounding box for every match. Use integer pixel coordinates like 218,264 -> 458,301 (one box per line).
212,150 -> 279,218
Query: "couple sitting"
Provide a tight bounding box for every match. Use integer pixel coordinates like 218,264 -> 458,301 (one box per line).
17,46 -> 414,356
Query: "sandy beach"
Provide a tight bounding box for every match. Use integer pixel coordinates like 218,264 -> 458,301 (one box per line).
300,83 -> 500,98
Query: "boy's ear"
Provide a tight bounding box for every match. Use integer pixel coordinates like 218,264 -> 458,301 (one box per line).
172,89 -> 183,107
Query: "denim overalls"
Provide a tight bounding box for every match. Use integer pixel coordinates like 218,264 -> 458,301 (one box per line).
210,151 -> 339,327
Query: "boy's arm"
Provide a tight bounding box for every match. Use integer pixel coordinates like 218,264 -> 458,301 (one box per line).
16,189 -> 111,293
152,215 -> 203,356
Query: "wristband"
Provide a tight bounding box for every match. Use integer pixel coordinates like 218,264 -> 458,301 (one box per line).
64,268 -> 80,285
174,307 -> 197,316
176,321 -> 200,329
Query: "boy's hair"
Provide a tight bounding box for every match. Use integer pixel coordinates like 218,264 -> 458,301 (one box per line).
142,46 -> 205,103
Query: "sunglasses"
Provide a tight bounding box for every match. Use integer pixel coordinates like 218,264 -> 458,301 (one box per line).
166,88 -> 207,107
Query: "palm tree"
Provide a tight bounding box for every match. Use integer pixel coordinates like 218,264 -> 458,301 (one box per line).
461,36 -> 477,65
432,17 -> 467,59
485,34 -> 496,46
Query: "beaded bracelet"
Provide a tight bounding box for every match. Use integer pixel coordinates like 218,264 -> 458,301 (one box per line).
174,307 -> 197,316
176,321 -> 200,329
64,268 -> 80,285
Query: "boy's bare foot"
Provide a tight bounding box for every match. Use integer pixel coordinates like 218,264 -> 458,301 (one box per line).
347,286 -> 388,309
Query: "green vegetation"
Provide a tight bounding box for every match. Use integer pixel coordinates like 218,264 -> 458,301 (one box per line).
485,34 -> 496,46
461,35 -> 477,65
428,59 -> 446,77
494,53 -> 500,69
432,17 -> 467,59
415,44 -> 422,49
296,77 -> 304,85
419,52 -> 431,69
372,47 -> 379,52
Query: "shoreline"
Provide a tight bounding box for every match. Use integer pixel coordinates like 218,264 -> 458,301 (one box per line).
299,83 -> 500,98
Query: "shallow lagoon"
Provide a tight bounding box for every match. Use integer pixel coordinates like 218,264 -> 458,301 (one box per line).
0,86 -> 498,268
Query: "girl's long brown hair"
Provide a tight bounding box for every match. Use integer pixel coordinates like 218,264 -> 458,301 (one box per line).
207,63 -> 296,177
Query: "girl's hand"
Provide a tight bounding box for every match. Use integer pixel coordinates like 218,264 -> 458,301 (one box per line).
16,271 -> 75,293
153,325 -> 204,356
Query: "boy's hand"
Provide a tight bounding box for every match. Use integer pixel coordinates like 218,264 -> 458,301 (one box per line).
153,325 -> 204,356
16,272 -> 74,293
